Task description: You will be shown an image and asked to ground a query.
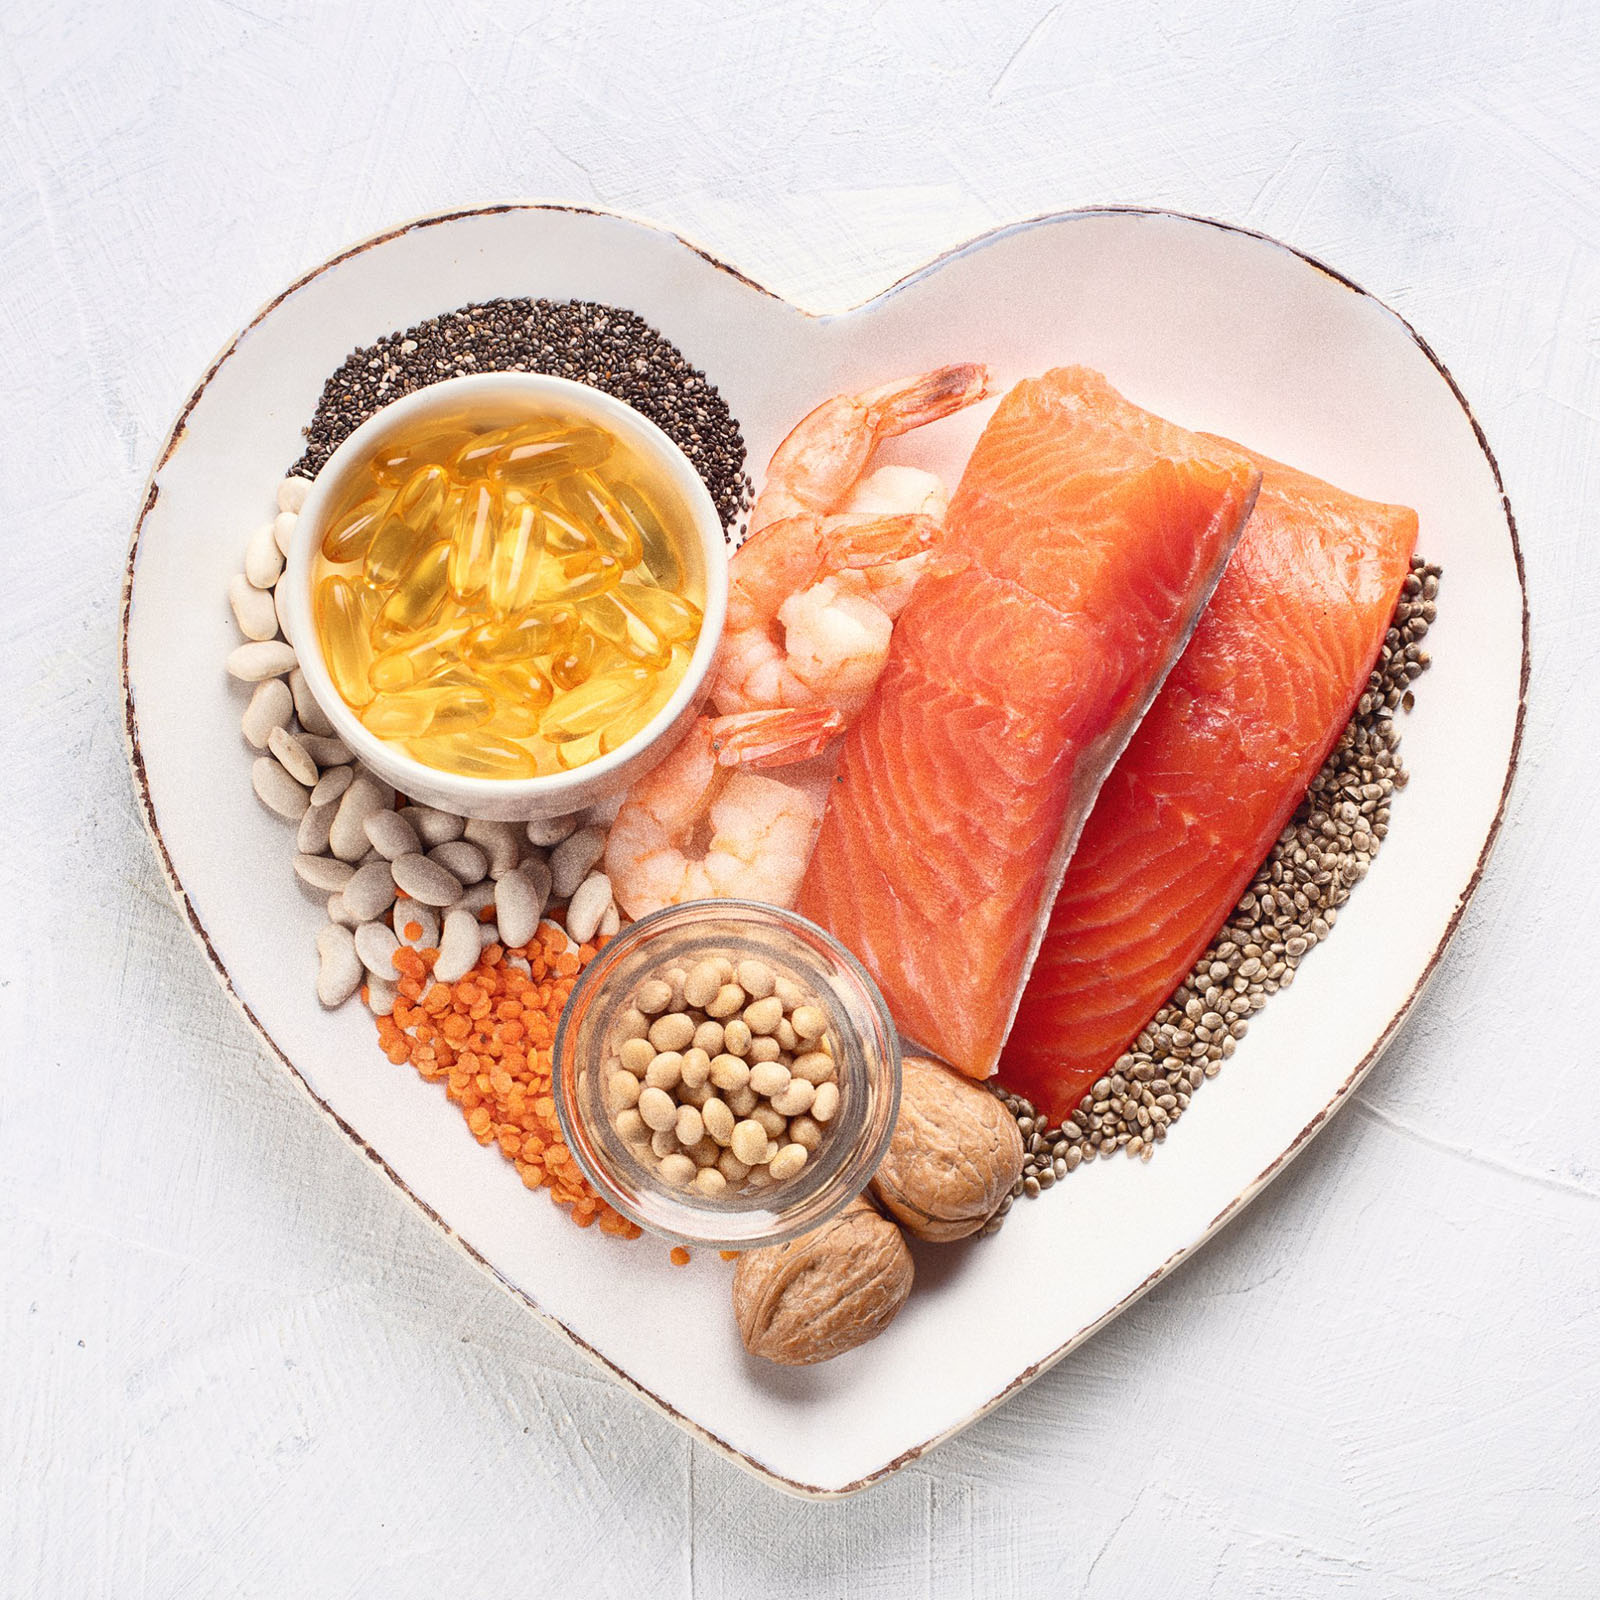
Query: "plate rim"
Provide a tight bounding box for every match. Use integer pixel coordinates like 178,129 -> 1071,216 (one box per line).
117,200 -> 1530,1499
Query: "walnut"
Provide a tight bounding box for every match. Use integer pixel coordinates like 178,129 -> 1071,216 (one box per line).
869,1054 -> 1024,1241
732,1198 -> 913,1365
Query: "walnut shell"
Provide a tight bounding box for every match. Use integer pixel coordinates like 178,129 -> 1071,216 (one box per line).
869,1054 -> 1024,1241
732,1198 -> 913,1365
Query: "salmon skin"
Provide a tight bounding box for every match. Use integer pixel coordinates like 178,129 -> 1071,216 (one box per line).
998,446 -> 1419,1124
797,368 -> 1261,1079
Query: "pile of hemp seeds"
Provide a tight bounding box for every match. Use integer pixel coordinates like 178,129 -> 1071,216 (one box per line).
290,297 -> 752,532
989,555 -> 1443,1226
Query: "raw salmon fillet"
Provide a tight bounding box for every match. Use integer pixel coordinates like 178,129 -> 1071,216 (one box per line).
797,368 -> 1261,1079
999,446 -> 1419,1124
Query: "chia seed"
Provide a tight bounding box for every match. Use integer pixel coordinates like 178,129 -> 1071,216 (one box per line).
988,554 -> 1443,1224
289,297 -> 752,531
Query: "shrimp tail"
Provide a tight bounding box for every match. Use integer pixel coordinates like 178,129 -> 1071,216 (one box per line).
821,512 -> 941,571
860,363 -> 990,436
707,707 -> 847,769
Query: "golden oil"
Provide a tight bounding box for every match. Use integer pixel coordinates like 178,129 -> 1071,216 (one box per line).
312,404 -> 707,777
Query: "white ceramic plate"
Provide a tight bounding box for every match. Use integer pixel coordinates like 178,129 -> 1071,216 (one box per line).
121,205 -> 1526,1497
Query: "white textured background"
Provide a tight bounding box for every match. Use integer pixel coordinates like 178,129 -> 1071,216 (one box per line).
4,1 -> 1597,1594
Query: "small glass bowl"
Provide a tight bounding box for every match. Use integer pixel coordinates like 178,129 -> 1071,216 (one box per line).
553,901 -> 902,1250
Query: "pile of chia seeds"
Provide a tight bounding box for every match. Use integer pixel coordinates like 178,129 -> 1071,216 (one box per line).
289,297 -> 752,531
990,555 -> 1442,1224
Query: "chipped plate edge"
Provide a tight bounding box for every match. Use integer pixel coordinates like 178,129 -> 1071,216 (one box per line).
118,201 -> 1529,1499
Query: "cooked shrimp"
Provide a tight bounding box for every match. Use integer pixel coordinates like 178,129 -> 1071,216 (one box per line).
712,512 -> 939,718
750,363 -> 989,534
605,707 -> 845,918
711,366 -> 988,720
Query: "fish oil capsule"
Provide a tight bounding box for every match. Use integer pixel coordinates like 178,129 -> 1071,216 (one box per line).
555,472 -> 645,569
538,550 -> 623,603
368,608 -> 474,692
321,491 -> 390,562
316,575 -> 381,707
390,464 -> 450,530
548,625 -> 599,690
554,729 -> 606,771
482,658 -> 555,711
446,481 -> 500,601
600,693 -> 669,754
617,481 -> 682,590
617,582 -> 702,645
407,730 -> 547,779
371,429 -> 474,486
364,514 -> 427,587
543,664 -> 655,739
485,494 -> 547,618
463,607 -> 575,664
373,538 -> 451,639
362,679 -> 492,740
486,424 -> 611,488
578,593 -> 670,669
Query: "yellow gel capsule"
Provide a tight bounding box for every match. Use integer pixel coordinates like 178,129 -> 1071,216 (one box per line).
555,730 -> 607,771
368,608 -> 472,692
316,574 -> 381,708
391,463 -> 450,530
600,696 -> 669,755
540,502 -> 600,555
373,537 -> 451,640
578,593 -> 670,670
487,426 -> 612,489
362,680 -> 492,740
371,429 -> 474,487
322,491 -> 390,563
617,582 -> 703,645
483,658 -> 555,711
407,731 -> 546,780
446,481 -> 500,601
548,628 -> 599,690
486,495 -> 548,618
617,481 -> 684,591
536,550 -> 623,603
364,515 -> 427,587
462,607 -> 575,665
543,664 -> 655,739
555,472 -> 645,569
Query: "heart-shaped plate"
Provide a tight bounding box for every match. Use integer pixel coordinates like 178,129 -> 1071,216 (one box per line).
121,204 -> 1525,1496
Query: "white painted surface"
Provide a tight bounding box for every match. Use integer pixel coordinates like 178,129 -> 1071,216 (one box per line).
3,0 -> 1596,1591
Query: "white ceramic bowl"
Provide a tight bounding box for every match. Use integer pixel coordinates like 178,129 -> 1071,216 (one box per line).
280,372 -> 729,820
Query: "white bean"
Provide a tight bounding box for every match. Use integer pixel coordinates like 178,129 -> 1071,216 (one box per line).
463,817 -> 521,877
434,908 -> 481,982
268,726 -> 319,787
272,510 -> 298,557
310,765 -> 353,807
730,1120 -> 769,1167
245,520 -> 285,588
494,862 -> 549,947
274,583 -> 296,648
550,826 -> 606,898
290,669 -> 335,737
251,756 -> 308,820
392,897 -> 439,951
343,860 -> 397,922
428,839 -> 487,885
240,677 -> 291,750
227,640 -> 297,682
326,893 -> 358,929
478,920 -> 501,948
811,1081 -> 840,1123
364,808 -> 421,860
390,852 -> 463,907
565,873 -> 612,946
525,813 -> 580,848
456,877 -> 498,914
364,977 -> 397,1017
328,775 -> 391,862
228,574 -> 279,640
401,805 -> 465,846
276,476 -> 312,514
768,1144 -> 808,1183
293,853 -> 354,892
599,902 -> 620,938
297,797 -> 336,854
354,920 -> 401,979
769,1078 -> 816,1118
315,924 -> 362,1007
298,734 -> 351,767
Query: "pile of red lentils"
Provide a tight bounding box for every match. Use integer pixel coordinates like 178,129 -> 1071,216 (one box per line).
371,921 -> 641,1239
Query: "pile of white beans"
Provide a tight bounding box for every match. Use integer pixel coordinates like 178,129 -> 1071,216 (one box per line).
225,479 -> 621,1010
